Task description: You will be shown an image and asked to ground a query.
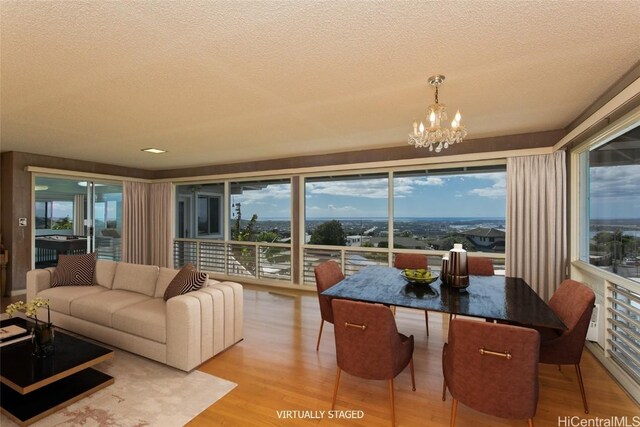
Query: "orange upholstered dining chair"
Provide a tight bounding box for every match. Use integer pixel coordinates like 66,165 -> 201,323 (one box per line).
394,253 -> 430,335
537,279 -> 595,413
467,256 -> 495,276
331,299 -> 415,427
314,260 -> 345,351
442,318 -> 541,427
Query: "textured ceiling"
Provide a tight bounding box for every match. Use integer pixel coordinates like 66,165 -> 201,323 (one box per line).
1,1 -> 639,170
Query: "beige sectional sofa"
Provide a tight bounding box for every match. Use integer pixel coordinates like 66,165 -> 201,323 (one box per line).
27,260 -> 243,371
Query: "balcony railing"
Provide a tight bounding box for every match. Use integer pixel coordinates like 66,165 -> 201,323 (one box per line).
174,238 -> 505,286
607,283 -> 640,384
173,238 -> 291,282
302,245 -> 505,285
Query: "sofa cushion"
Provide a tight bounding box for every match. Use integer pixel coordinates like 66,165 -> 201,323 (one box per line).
38,285 -> 109,315
112,263 -> 159,297
112,298 -> 167,343
70,290 -> 152,327
163,263 -> 208,301
154,267 -> 180,298
51,252 -> 97,287
94,260 -> 118,289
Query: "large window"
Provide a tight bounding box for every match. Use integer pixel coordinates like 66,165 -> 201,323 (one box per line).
229,179 -> 291,242
305,173 -> 389,247
35,201 -> 73,231
175,183 -> 224,239
580,125 -> 640,283
393,166 -> 506,252
34,177 -> 123,266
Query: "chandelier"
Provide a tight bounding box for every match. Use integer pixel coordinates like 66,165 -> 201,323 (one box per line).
408,75 -> 467,152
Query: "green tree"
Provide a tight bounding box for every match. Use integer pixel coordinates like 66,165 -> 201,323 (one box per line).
257,231 -> 280,243
51,216 -> 72,230
231,203 -> 258,241
310,220 -> 346,246
433,234 -> 476,251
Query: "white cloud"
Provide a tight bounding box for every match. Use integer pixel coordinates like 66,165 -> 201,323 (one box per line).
306,179 -> 388,199
416,177 -> 445,186
590,165 -> 640,201
392,176 -> 446,198
467,172 -> 506,199
328,204 -> 357,212
233,183 -> 291,205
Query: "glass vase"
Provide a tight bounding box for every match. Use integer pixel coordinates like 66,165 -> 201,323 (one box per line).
32,322 -> 55,357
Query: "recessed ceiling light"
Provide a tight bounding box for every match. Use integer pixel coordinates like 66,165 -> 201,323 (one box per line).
35,185 -> 48,191
78,182 -> 105,187
141,148 -> 167,154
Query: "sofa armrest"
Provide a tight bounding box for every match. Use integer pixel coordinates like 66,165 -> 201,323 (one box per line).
166,294 -> 203,371
27,268 -> 55,301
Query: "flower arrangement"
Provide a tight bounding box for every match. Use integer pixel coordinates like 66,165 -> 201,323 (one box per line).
6,297 -> 51,325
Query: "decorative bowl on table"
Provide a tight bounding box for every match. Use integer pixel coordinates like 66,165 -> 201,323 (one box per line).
400,269 -> 438,285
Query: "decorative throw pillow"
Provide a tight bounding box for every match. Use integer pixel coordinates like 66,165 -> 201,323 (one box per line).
51,252 -> 97,287
163,263 -> 208,301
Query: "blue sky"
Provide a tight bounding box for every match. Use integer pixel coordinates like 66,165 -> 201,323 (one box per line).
306,172 -> 507,219
233,173 -> 508,220
590,165 -> 640,220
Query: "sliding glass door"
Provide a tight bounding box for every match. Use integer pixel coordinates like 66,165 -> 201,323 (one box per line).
34,177 -> 122,267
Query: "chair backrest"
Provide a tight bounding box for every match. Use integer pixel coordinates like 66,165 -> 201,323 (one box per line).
443,318 -> 540,420
467,256 -> 495,276
332,299 -> 406,380
394,253 -> 428,270
314,260 -> 345,323
544,279 -> 595,364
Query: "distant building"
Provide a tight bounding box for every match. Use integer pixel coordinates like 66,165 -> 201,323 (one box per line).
346,235 -> 372,247
368,237 -> 431,250
459,227 -> 505,252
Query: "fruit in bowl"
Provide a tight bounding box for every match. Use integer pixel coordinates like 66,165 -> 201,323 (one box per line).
401,268 -> 438,285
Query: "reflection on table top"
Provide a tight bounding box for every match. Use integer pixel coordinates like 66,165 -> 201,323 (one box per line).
322,265 -> 566,330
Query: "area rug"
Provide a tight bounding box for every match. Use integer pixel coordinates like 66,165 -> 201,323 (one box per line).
1,349 -> 237,427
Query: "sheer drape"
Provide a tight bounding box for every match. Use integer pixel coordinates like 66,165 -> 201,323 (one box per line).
122,181 -> 149,264
149,183 -> 173,267
506,151 -> 566,301
73,194 -> 85,236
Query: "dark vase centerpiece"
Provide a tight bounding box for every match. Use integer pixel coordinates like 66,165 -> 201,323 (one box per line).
6,297 -> 54,357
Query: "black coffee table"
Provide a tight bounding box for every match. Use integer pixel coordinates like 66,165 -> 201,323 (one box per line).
0,317 -> 114,426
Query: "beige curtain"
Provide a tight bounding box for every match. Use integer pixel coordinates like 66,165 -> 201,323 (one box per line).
149,183 -> 173,268
506,151 -> 566,301
73,194 -> 85,236
122,181 -> 149,264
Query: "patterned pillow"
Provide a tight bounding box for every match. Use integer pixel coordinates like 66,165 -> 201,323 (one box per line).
51,252 -> 97,287
163,263 -> 208,301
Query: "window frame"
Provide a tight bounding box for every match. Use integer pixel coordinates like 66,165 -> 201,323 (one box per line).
570,105 -> 640,288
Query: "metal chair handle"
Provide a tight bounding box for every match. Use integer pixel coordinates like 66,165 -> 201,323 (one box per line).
479,347 -> 512,359
345,322 -> 367,331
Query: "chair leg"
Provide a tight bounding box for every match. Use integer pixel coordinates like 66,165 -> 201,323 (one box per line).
316,319 -> 324,351
424,311 -> 429,336
528,418 -> 534,427
331,367 -> 341,410
442,379 -> 447,401
388,379 -> 395,427
391,306 -> 396,315
450,398 -> 458,427
575,364 -> 589,414
409,358 -> 416,391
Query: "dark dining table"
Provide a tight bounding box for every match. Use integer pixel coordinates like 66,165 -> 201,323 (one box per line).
322,265 -> 566,330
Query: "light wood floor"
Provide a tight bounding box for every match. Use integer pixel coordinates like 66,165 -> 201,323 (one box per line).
3,289 -> 637,426
188,285 -> 638,427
